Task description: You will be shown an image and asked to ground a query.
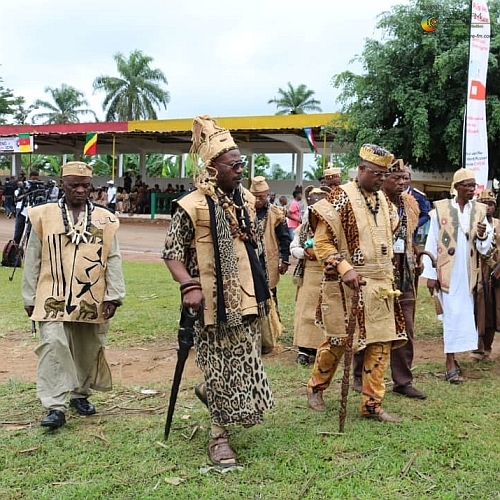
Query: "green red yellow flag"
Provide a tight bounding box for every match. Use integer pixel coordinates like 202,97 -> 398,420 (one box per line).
83,132 -> 98,155
18,133 -> 32,153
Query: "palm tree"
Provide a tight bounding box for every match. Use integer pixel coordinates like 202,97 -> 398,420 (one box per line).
93,50 -> 170,121
268,82 -> 322,115
32,84 -> 97,124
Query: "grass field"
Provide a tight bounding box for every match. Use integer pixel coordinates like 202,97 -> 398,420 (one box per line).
1,262 -> 499,500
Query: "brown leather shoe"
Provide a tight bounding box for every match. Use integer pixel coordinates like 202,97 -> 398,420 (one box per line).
363,408 -> 402,423
307,389 -> 326,412
393,385 -> 426,400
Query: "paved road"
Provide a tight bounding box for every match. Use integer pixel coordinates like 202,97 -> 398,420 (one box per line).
0,214 -> 169,262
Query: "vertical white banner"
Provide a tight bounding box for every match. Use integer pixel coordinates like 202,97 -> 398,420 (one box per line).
465,0 -> 490,192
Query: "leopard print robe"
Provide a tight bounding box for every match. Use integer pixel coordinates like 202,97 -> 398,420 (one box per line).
162,207 -> 274,427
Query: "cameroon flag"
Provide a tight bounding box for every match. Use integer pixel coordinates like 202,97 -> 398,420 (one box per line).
83,132 -> 98,155
18,133 -> 32,153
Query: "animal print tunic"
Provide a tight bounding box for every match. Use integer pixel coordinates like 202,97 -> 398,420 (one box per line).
163,207 -> 274,427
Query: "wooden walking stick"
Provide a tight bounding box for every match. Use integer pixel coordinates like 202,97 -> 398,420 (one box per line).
339,288 -> 360,433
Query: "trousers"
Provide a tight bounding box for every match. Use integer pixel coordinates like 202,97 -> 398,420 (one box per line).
308,340 -> 391,415
353,290 -> 415,389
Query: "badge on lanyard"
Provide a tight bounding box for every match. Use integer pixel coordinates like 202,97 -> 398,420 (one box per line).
393,238 -> 405,254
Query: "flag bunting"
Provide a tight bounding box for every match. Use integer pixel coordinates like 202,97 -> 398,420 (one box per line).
83,132 -> 98,155
303,127 -> 318,154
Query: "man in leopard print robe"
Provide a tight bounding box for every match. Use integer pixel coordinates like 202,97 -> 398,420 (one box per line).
162,116 -> 274,467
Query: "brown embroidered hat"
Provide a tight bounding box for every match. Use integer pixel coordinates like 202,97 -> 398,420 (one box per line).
477,189 -> 496,203
250,176 -> 270,193
61,161 -> 93,177
387,158 -> 405,172
324,162 -> 341,177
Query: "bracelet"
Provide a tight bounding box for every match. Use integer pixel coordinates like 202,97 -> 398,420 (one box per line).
181,284 -> 202,295
179,279 -> 199,291
476,232 -> 488,241
281,261 -> 290,265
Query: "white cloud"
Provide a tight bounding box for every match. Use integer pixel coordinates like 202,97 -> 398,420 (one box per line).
1,0 -> 407,120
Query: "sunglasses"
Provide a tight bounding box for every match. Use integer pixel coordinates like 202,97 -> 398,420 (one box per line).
365,166 -> 389,178
215,160 -> 247,171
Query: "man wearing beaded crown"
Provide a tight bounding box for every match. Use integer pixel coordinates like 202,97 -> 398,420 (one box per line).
22,161 -> 125,430
306,144 -> 407,423
421,168 -> 492,384
352,158 -> 426,400
162,115 -> 274,467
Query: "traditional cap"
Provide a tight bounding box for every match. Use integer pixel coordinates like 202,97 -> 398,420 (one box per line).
452,168 -> 476,185
107,179 -> 115,184
450,168 -> 475,195
61,161 -> 92,178
477,189 -> 496,203
359,144 -> 394,168
190,115 -> 238,164
324,162 -> 341,177
250,176 -> 270,193
387,158 -> 405,172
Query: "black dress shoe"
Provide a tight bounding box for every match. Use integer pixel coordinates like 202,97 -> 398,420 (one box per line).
393,385 -> 426,399
41,410 -> 66,429
69,398 -> 96,415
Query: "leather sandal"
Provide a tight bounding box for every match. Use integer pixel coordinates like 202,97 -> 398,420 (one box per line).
445,368 -> 463,384
208,433 -> 238,467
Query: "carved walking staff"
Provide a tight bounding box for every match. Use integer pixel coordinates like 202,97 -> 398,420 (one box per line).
339,288 -> 360,433
164,306 -> 199,440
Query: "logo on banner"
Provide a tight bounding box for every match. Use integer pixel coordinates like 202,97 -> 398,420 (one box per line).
421,15 -> 437,32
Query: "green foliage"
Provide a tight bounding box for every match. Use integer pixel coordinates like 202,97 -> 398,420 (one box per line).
32,84 -> 97,124
269,163 -> 293,180
332,0 -> 500,177
93,50 -> 170,121
0,76 -> 23,124
268,82 -> 322,115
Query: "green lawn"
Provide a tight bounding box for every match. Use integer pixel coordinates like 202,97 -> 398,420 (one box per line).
1,263 -> 499,500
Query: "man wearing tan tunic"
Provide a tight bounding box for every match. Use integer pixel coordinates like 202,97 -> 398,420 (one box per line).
472,190 -> 500,361
353,159 -> 425,399
22,161 -> 125,429
291,186 -> 328,365
162,116 -> 274,467
250,175 -> 291,353
306,144 -> 407,423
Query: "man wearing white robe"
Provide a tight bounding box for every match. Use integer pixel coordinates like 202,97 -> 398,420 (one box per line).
422,168 -> 492,383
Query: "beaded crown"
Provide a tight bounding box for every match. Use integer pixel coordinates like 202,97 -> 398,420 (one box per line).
190,115 -> 238,164
359,144 -> 394,168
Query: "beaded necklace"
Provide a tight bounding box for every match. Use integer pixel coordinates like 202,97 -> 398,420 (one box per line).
215,187 -> 252,242
356,179 -> 380,219
59,196 -> 93,245
357,188 -> 395,283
